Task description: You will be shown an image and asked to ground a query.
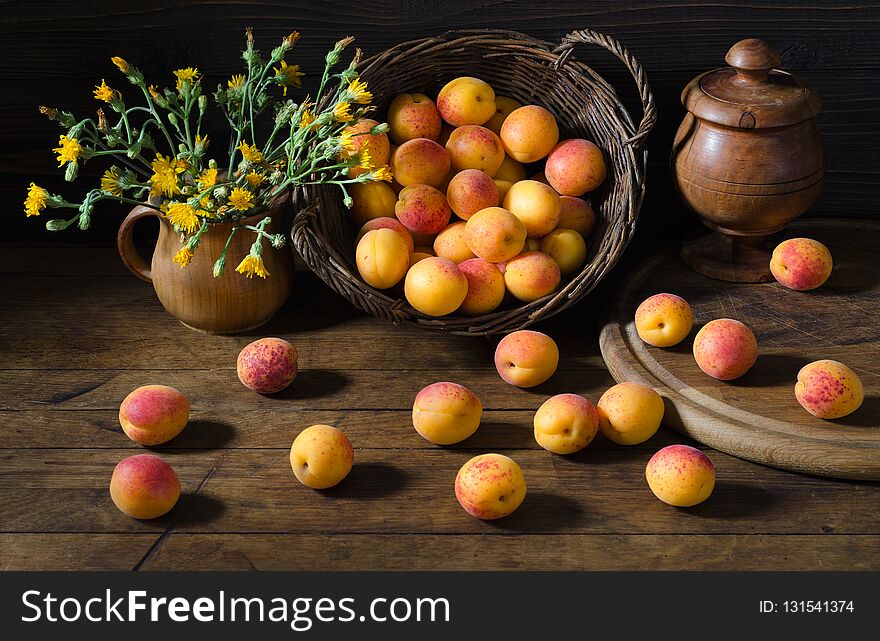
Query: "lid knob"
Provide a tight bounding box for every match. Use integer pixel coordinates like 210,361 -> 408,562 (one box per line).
725,38 -> 781,85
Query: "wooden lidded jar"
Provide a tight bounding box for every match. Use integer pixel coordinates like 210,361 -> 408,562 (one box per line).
672,38 -> 824,282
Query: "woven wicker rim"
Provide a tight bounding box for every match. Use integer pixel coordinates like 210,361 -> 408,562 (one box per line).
292,28 -> 656,336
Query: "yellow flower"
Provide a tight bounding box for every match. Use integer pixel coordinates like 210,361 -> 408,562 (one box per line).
338,129 -> 355,152
245,171 -> 265,187
371,165 -> 393,182
347,77 -> 372,104
100,167 -> 124,196
148,84 -> 160,99
236,140 -> 264,164
172,246 -> 193,268
165,202 -> 200,233
356,147 -> 373,172
236,254 -> 269,279
149,153 -> 184,197
194,134 -> 209,151
228,74 -> 246,90
198,167 -> 218,189
333,102 -> 353,122
273,60 -> 304,96
53,135 -> 82,166
111,56 -> 129,73
24,182 -> 48,217
173,67 -> 200,91
94,79 -> 116,103
299,108 -> 315,129
228,186 -> 254,211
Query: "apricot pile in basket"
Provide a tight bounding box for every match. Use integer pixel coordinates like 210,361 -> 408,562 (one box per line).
348,76 -> 606,317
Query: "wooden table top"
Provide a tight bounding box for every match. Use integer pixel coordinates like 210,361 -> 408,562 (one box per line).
1,245 -> 878,571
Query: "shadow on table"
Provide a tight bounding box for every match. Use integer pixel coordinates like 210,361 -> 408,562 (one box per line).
730,353 -> 804,388
144,493 -> 227,528
489,491 -> 584,532
166,420 -> 236,449
271,368 -> 350,400
324,463 -> 410,500
686,482 -> 776,519
832,396 -> 880,429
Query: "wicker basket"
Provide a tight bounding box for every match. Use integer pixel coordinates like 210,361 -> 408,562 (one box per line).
292,28 -> 655,336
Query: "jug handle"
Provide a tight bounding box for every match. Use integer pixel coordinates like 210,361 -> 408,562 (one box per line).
117,204 -> 158,283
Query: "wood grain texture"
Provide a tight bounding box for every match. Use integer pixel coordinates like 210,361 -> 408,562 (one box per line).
1,0 -> 878,246
1,244 -> 879,569
601,219 -> 880,480
138,533 -> 880,571
3,448 -> 879,536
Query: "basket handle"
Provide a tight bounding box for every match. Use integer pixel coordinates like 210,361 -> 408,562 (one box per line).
553,29 -> 656,149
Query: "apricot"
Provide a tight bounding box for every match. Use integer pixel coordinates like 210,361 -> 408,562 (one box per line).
342,118 -> 390,177
395,184 -> 452,235
545,139 -> 606,196
503,180 -> 561,238
356,217 -> 415,253
436,76 -> 496,126
597,382 -> 665,445
503,251 -> 561,303
355,228 -> 410,289
445,125 -> 505,176
404,256 -> 468,316
433,221 -> 476,264
236,338 -> 299,394
494,155 -> 526,183
465,207 -> 527,263
391,138 -> 451,187
693,319 -> 758,380
409,250 -> 434,268
289,424 -> 353,489
455,453 -> 526,520
110,454 -> 180,519
348,181 -> 398,227
557,196 -> 597,238
646,445 -> 715,507
524,238 -> 540,252
494,179 -> 513,202
118,385 -> 189,445
534,393 -> 599,455
458,258 -> 505,316
634,293 -> 694,348
412,382 -> 482,445
770,238 -> 833,291
485,96 -> 522,135
446,169 -> 498,220
500,105 -> 559,163
387,93 -> 442,144
795,359 -> 864,419
494,330 -> 559,388
539,228 -> 588,277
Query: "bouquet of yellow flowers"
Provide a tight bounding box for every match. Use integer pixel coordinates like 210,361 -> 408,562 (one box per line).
24,28 -> 390,278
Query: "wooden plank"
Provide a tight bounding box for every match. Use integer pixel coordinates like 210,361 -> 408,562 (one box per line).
0,449 -> 227,534
0,367 -> 619,412
0,534 -> 158,570
139,533 -> 880,571
2,448 -> 879,535
0,409 -> 698,451
0,264 -> 613,372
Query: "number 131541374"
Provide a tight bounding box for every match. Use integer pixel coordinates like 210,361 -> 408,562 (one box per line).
760,600 -> 855,614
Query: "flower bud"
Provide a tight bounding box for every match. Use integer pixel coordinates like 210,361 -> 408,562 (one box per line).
65,163 -> 78,182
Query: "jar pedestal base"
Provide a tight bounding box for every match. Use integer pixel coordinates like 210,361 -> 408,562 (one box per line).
680,229 -> 774,283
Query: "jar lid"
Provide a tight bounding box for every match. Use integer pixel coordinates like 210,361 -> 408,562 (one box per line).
681,39 -> 821,129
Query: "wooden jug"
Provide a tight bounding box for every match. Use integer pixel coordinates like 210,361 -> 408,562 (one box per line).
117,198 -> 294,334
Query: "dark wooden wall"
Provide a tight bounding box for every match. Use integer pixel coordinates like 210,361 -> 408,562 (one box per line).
2,0 -> 878,245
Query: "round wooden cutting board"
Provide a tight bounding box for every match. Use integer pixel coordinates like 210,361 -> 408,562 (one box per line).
600,218 -> 879,480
